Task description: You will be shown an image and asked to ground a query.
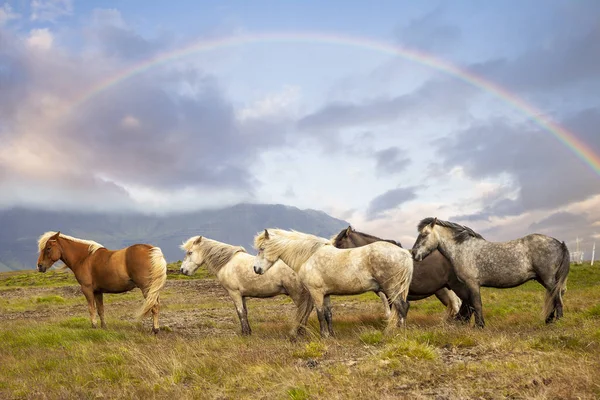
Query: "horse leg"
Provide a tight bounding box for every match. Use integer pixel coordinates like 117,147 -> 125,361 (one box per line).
229,291 -> 251,336
456,301 -> 474,323
241,297 -> 251,335
466,282 -> 485,328
309,290 -> 329,338
324,295 -> 334,337
377,291 -> 392,319
151,298 -> 160,334
94,292 -> 107,329
433,288 -> 461,321
389,298 -> 409,329
81,286 -> 97,328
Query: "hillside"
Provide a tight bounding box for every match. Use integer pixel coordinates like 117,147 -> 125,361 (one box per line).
0,204 -> 349,271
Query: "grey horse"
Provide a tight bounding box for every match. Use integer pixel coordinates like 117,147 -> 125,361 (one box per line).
412,217 -> 570,328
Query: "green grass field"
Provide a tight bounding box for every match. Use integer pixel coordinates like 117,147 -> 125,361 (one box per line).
0,262 -> 599,399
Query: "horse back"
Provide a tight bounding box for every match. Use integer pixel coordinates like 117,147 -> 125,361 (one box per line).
89,244 -> 154,293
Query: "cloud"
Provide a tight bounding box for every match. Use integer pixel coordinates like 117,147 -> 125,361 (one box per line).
475,4 -> 600,93
86,9 -> 172,61
237,85 -> 300,121
0,15 -> 296,212
297,75 -> 476,133
0,3 -> 20,26
26,28 -> 53,50
30,0 -> 72,22
395,5 -> 461,53
438,109 -> 600,220
374,147 -> 411,176
366,186 -> 418,219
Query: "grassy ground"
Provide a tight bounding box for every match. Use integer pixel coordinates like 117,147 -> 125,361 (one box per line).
0,262 -> 599,399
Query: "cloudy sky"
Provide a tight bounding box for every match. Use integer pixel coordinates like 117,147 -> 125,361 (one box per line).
1,0 -> 599,249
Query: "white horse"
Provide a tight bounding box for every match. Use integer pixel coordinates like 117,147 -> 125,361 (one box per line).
253,229 -> 413,337
180,236 -> 313,336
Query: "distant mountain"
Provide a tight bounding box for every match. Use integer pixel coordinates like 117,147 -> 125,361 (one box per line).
0,204 -> 349,271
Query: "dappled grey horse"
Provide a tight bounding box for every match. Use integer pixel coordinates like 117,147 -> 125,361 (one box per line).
412,218 -> 570,328
332,226 -> 463,320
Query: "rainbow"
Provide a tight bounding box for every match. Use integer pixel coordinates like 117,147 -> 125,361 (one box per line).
72,31 -> 600,177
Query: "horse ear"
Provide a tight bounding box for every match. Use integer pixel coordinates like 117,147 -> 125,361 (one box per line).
193,236 -> 202,245
264,229 -> 270,240
52,231 -> 61,239
430,218 -> 437,227
346,226 -> 353,235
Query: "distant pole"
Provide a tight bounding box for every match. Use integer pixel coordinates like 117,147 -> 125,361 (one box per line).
592,243 -> 596,266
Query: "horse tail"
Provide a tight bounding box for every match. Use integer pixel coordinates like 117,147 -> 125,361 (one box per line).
137,246 -> 168,320
543,241 -> 570,321
294,284 -> 314,333
386,252 -> 414,330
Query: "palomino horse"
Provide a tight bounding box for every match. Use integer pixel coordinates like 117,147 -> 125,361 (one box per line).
253,229 -> 413,337
180,236 -> 313,336
37,231 -> 167,333
412,218 -> 570,328
332,226 -> 462,320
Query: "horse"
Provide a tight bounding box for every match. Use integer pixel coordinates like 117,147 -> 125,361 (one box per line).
253,228 -> 413,338
179,236 -> 313,337
37,231 -> 167,333
331,226 -> 462,320
412,217 -> 570,328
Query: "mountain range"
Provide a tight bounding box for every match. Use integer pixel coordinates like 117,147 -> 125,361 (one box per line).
0,204 -> 349,272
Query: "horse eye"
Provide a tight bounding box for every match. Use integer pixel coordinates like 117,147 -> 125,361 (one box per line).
186,251 -> 191,256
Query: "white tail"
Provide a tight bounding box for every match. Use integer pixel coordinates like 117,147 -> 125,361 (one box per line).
386,255 -> 414,331
137,247 -> 167,320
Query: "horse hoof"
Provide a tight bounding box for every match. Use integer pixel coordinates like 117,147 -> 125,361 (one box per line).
152,328 -> 159,334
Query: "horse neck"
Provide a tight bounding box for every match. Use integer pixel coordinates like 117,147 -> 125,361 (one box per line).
274,237 -> 327,271
57,237 -> 93,272
200,242 -> 242,274
350,233 -> 374,247
435,227 -> 480,263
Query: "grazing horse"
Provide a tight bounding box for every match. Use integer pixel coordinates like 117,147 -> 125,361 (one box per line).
37,231 -> 167,333
253,229 -> 413,338
179,236 -> 313,337
332,226 -> 462,320
412,218 -> 570,328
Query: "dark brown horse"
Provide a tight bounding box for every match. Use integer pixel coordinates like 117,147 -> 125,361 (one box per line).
37,231 -> 167,333
332,226 -> 470,320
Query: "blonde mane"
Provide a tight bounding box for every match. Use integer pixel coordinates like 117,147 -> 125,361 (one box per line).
181,236 -> 246,274
254,229 -> 331,270
37,231 -> 104,255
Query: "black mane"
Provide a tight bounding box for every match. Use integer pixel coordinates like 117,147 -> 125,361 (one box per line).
336,226 -> 402,248
418,217 -> 484,243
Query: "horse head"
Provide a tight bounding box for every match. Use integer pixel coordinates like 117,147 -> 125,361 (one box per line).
412,217 -> 439,261
37,231 -> 62,272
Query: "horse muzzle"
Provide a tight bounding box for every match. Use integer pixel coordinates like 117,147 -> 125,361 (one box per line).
411,249 -> 422,261
37,264 -> 47,273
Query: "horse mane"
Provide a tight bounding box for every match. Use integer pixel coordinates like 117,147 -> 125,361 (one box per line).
352,229 -> 403,247
37,231 -> 104,254
254,229 -> 331,269
330,226 -> 402,248
181,236 -> 246,273
417,217 -> 484,243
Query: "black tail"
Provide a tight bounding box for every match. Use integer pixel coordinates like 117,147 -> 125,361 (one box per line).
543,241 -> 570,321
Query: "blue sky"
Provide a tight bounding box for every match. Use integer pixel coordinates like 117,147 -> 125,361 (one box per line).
0,0 -> 599,248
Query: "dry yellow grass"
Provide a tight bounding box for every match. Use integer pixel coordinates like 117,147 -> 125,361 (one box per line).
0,262 -> 599,399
